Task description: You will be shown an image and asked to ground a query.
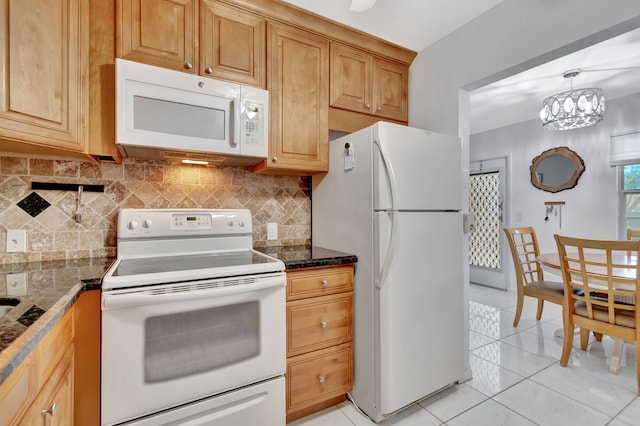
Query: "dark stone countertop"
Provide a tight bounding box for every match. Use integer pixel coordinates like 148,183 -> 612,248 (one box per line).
0,257 -> 114,386
255,245 -> 357,269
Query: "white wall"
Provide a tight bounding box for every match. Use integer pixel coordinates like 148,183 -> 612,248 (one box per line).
409,0 -> 640,136
407,0 -> 640,381
471,92 -> 640,260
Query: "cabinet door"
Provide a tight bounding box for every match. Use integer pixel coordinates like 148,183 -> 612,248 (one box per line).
266,22 -> 328,173
0,0 -> 86,151
22,348 -> 74,426
372,58 -> 408,121
201,1 -> 265,87
118,0 -> 198,73
329,44 -> 372,115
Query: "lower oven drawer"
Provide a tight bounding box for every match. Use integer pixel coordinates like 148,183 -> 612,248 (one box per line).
286,343 -> 353,413
127,376 -> 285,426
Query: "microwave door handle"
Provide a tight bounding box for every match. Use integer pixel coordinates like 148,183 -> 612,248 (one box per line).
230,97 -> 241,147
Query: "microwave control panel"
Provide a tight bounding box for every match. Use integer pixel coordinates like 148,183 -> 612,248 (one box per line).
241,101 -> 264,146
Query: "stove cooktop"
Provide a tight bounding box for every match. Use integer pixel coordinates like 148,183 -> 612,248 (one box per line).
112,251 -> 279,277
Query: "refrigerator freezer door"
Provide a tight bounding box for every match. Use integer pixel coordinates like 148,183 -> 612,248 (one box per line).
373,122 -> 462,211
375,210 -> 464,418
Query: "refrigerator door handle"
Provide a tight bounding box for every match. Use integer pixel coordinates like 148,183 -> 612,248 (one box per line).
374,140 -> 398,288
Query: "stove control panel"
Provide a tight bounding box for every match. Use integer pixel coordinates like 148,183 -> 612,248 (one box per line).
117,209 -> 252,239
172,213 -> 212,229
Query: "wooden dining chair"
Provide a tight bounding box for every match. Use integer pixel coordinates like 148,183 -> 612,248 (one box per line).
627,229 -> 640,240
503,227 -> 564,327
554,234 -> 640,393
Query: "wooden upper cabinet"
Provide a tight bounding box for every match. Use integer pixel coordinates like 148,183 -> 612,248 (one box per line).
200,1 -> 265,87
0,0 -> 87,152
117,0 -> 199,73
372,57 -> 408,121
261,22 -> 328,173
330,44 -> 372,115
330,43 -> 408,122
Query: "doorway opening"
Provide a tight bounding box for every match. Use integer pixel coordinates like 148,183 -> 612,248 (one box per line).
469,157 -> 508,290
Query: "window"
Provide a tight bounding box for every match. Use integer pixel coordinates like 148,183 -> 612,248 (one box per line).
620,164 -> 640,236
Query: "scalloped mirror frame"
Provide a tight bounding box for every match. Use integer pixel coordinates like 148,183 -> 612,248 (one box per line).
530,146 -> 585,193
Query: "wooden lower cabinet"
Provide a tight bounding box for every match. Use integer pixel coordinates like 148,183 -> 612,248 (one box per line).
287,343 -> 352,419
0,290 -> 101,425
285,265 -> 354,423
22,348 -> 74,426
0,306 -> 75,425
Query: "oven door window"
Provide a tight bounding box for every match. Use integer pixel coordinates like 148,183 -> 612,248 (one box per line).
144,301 -> 259,383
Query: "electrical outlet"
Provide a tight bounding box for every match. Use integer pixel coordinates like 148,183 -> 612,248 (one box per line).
6,272 -> 27,296
6,230 -> 26,252
267,223 -> 278,240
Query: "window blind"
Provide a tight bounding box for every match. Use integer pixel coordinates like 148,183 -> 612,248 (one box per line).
610,132 -> 640,166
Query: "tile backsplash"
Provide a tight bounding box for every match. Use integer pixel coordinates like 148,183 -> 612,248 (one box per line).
0,156 -> 311,264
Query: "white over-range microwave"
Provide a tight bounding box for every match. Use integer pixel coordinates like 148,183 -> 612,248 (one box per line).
116,58 -> 269,166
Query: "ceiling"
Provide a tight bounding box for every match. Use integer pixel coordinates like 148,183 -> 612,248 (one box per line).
469,27 -> 640,134
280,0 -> 640,135
279,0 -> 505,52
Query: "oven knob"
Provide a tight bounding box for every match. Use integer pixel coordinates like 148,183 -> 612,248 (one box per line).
128,220 -> 138,230
238,219 -> 245,227
143,219 -> 152,228
227,218 -> 234,226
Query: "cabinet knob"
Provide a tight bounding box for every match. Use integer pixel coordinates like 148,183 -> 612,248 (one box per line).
205,67 -> 213,74
272,156 -> 278,162
320,321 -> 327,328
365,103 -> 371,109
321,280 -> 328,287
184,62 -> 193,70
377,105 -> 383,111
318,375 -> 325,383
41,403 -> 57,417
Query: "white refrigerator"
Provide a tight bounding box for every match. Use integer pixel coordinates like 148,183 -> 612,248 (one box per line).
312,122 -> 466,422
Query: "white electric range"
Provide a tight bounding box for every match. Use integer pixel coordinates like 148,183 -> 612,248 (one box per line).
101,208 -> 286,426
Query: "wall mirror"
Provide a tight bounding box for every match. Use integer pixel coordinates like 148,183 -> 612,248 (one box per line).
530,146 -> 585,193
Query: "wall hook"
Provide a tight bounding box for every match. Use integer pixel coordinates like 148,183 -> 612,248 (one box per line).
544,201 -> 565,228
75,185 -> 83,223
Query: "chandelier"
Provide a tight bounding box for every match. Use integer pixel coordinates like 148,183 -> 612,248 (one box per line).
539,69 -> 605,131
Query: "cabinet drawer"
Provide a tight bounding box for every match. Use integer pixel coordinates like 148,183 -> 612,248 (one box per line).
286,266 -> 353,301
287,294 -> 352,357
286,343 -> 352,413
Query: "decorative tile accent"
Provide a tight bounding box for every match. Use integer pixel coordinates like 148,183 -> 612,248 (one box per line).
17,192 -> 51,217
17,305 -> 46,327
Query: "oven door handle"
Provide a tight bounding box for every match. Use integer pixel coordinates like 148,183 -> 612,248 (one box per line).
102,276 -> 285,310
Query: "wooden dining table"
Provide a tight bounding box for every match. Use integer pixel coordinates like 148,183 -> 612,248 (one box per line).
537,252 -> 637,374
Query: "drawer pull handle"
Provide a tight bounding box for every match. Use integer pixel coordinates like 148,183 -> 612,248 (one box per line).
321,280 -> 328,287
318,375 -> 325,383
320,321 -> 327,328
41,403 -> 57,417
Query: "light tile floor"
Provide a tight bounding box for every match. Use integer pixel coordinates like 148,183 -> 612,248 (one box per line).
288,284 -> 640,426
